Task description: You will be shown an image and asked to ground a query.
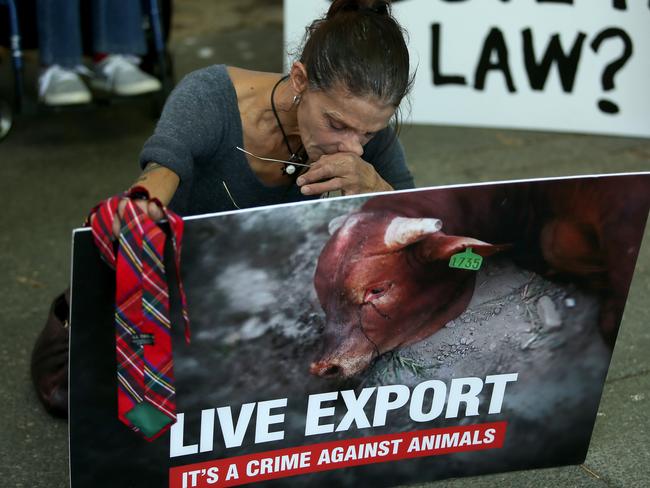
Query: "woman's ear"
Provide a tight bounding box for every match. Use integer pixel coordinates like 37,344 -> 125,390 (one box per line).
289,61 -> 309,95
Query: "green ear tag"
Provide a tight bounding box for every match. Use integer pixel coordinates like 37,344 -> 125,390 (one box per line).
449,247 -> 483,271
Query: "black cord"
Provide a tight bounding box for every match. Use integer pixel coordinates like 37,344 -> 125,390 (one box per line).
270,75 -> 294,157
270,75 -> 308,177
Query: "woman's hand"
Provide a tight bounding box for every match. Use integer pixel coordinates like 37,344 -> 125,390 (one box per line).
89,195 -> 166,239
296,152 -> 393,196
91,162 -> 179,238
110,199 -> 165,237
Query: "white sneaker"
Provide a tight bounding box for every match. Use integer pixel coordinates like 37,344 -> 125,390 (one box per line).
91,55 -> 162,96
38,65 -> 92,106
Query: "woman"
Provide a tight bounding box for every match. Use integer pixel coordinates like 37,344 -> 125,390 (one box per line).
115,0 -> 415,227
32,0 -> 416,417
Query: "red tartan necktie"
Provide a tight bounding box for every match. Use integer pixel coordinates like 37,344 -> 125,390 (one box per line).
88,187 -> 190,441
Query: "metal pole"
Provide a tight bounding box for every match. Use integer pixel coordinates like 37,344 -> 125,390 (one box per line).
147,0 -> 170,91
4,0 -> 24,113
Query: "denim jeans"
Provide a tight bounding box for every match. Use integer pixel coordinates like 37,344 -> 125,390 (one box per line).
37,0 -> 147,67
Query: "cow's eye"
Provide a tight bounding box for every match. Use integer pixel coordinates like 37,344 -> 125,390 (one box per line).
364,282 -> 392,303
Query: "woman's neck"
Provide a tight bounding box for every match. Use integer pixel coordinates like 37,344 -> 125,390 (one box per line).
260,76 -> 301,153
235,73 -> 303,185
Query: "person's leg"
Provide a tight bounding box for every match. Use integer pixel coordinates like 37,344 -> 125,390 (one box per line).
90,0 -> 161,96
91,0 -> 147,56
36,0 -> 91,105
37,0 -> 83,68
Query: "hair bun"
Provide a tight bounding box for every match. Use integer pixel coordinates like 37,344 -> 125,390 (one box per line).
366,1 -> 389,16
327,0 -> 391,19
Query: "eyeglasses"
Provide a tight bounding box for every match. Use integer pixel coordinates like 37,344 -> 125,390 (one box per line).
235,146 -> 311,169
225,146 -> 340,209
222,181 -> 242,209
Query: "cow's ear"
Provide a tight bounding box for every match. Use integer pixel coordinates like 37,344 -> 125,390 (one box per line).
417,234 -> 509,262
384,217 -> 443,251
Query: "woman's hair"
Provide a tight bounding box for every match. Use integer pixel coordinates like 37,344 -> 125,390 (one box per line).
299,0 -> 414,109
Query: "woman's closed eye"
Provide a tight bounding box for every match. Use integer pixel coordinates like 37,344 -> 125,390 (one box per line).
329,121 -> 375,138
329,119 -> 347,131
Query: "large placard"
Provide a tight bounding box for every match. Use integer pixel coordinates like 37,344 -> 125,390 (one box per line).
69,174 -> 650,487
284,0 -> 650,138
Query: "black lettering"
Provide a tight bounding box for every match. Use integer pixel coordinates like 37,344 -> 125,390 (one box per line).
431,24 -> 467,86
590,28 -> 633,91
591,27 -> 633,114
523,29 -> 586,92
474,28 -> 516,92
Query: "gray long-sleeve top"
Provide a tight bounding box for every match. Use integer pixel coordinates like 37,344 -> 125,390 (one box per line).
139,65 -> 414,216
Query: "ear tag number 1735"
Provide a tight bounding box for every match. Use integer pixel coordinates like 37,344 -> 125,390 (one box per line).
449,247 -> 483,271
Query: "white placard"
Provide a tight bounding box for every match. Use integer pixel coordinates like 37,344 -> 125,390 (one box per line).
284,0 -> 650,138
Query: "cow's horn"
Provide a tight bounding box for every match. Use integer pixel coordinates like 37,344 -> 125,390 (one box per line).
384,217 -> 443,249
328,214 -> 350,235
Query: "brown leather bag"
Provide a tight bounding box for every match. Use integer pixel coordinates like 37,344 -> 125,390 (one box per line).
31,289 -> 70,418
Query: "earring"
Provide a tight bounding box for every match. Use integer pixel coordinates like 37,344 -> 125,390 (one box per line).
292,94 -> 302,106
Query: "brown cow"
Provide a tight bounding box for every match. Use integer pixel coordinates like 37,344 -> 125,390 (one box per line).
310,175 -> 650,379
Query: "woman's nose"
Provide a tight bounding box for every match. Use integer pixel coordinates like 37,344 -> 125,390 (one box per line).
337,132 -> 364,157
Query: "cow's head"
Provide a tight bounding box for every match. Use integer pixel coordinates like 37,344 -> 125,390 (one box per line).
310,211 -> 504,379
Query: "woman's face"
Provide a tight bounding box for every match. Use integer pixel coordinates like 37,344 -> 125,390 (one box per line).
296,84 -> 396,163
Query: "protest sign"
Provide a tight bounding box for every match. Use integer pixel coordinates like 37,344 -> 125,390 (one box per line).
69,173 -> 650,487
285,0 -> 650,137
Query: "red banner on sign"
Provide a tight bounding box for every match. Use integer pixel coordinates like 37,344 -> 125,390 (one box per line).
169,422 -> 506,488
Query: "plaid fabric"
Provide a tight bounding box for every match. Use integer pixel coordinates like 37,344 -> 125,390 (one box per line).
88,187 -> 190,441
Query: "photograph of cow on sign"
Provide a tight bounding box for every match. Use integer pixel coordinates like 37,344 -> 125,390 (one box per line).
310,173 -> 648,378
69,173 -> 650,488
